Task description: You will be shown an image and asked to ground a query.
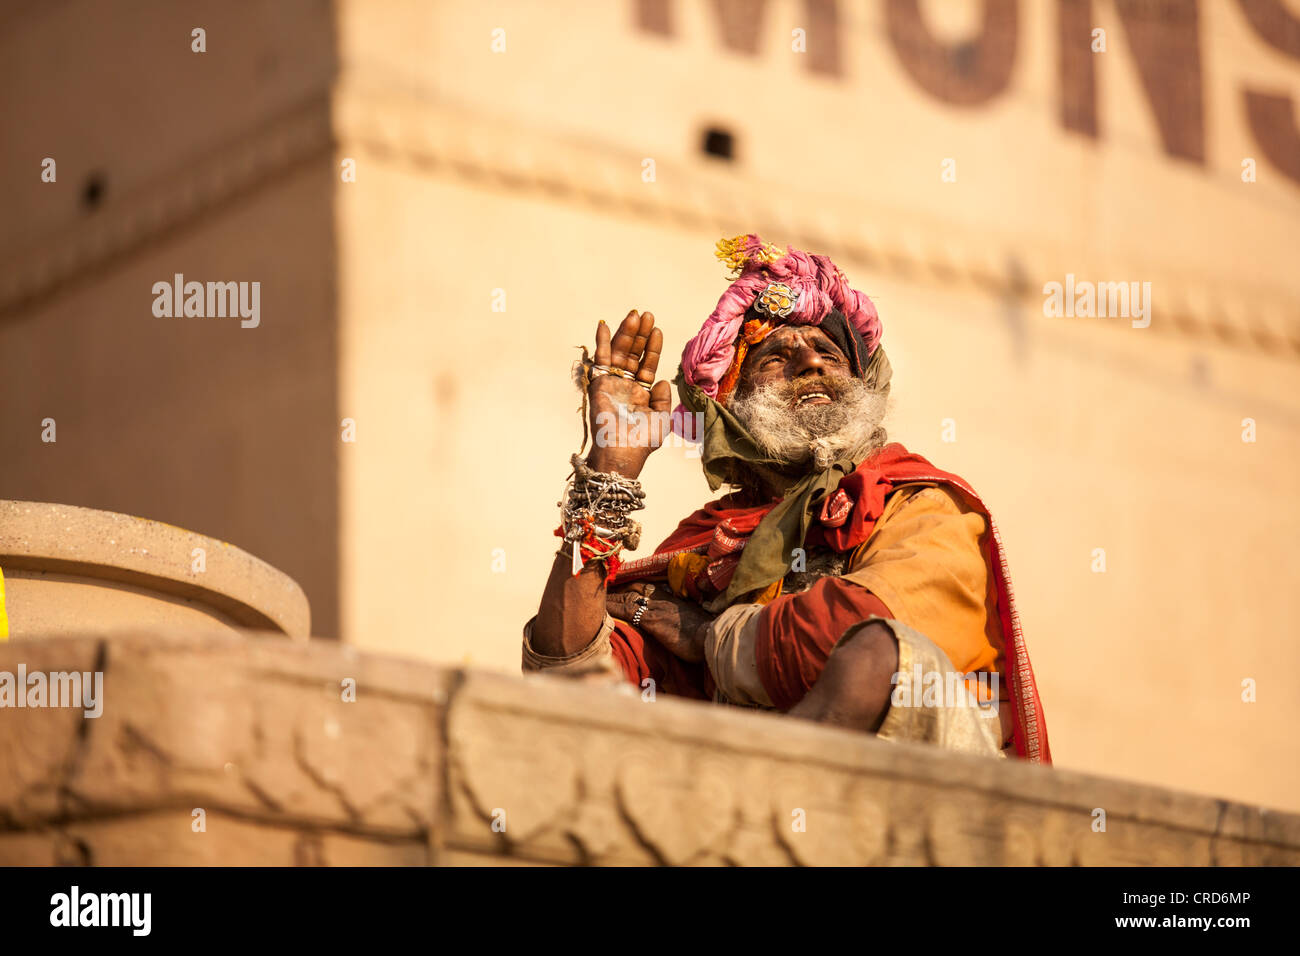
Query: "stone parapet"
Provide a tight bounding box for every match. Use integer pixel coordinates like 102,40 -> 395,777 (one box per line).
1,629 -> 1296,866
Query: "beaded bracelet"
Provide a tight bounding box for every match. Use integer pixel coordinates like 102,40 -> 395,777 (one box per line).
556,453 -> 644,580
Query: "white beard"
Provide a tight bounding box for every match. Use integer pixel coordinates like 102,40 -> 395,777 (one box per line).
728,376 -> 888,470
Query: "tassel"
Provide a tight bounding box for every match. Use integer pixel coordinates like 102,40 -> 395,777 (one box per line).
714,234 -> 784,278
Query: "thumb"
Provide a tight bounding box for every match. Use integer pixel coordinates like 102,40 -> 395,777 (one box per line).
649,380 -> 672,412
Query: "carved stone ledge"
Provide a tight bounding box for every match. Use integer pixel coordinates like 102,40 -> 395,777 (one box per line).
444,670 -> 1300,867
1,630 -> 1297,866
0,630 -> 447,851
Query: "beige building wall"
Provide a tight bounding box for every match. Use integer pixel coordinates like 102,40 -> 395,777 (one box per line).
3,1 -> 1299,813
0,0 -> 342,634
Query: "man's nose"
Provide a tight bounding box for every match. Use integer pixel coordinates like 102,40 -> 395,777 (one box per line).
789,344 -> 827,378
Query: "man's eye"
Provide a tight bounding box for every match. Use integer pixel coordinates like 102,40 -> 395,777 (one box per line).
763,356 -> 783,367
819,350 -> 842,361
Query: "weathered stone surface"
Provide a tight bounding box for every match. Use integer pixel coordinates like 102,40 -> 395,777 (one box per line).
62,811 -> 429,866
3,629 -> 1299,866
0,638 -> 103,827
0,831 -> 65,865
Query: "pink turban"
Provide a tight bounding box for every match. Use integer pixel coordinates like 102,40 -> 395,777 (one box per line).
672,235 -> 882,434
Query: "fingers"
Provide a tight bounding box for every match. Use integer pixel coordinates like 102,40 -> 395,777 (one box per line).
609,311 -> 640,370
609,582 -> 647,603
595,318 -> 612,367
637,326 -> 663,383
593,312 -> 671,445
625,312 -> 654,373
606,588 -> 641,622
608,311 -> 662,377
608,583 -> 659,614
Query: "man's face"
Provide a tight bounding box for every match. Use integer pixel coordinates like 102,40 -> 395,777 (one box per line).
728,324 -> 885,470
735,325 -> 851,405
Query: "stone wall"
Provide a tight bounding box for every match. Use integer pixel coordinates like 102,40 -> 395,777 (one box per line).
2,629 -> 1296,866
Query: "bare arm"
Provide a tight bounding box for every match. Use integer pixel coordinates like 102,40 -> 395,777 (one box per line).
531,311 -> 673,657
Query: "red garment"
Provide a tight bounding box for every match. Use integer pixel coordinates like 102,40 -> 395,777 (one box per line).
610,443 -> 1052,764
753,578 -> 893,711
608,619 -> 713,700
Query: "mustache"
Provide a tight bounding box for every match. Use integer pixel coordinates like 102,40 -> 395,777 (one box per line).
761,377 -> 844,403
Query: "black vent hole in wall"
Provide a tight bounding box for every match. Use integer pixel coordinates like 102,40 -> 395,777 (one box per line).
81,172 -> 107,212
701,126 -> 735,161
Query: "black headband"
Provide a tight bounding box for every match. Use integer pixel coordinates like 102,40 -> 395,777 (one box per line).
812,310 -> 870,379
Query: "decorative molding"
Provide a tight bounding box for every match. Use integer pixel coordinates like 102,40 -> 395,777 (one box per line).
1,86 -> 1296,359
331,87 -> 1300,359
445,669 -> 1300,867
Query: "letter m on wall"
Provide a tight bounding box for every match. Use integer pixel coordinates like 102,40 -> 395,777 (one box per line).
635,0 -> 844,76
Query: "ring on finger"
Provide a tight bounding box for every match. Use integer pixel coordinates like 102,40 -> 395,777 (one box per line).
592,364 -> 654,391
631,595 -> 650,626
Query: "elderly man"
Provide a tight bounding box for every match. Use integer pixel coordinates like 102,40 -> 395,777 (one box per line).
525,235 -> 1050,762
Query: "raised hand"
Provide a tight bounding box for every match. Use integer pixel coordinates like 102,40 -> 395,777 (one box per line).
585,310 -> 674,480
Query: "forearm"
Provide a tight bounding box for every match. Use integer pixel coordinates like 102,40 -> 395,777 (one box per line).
787,619 -> 898,732
531,548 -> 611,657
530,308 -> 669,658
